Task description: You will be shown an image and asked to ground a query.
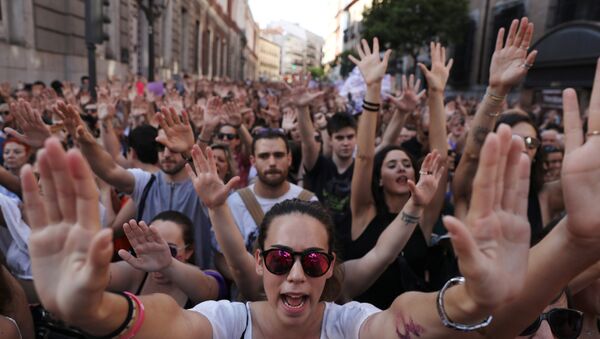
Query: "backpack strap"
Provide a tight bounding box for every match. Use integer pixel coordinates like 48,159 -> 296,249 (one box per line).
296,189 -> 315,201
136,174 -> 156,221
237,187 -> 264,226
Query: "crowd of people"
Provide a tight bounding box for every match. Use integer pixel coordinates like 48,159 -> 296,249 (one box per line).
0,17 -> 600,338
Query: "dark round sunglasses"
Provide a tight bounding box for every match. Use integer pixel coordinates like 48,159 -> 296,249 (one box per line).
261,248 -> 333,278
519,308 -> 583,339
217,132 -> 239,141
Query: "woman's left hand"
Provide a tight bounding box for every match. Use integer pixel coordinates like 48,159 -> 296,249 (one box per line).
408,150 -> 444,207
443,124 -> 532,310
118,220 -> 173,273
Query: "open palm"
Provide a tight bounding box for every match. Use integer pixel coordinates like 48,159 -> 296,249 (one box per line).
348,38 -> 391,86
155,106 -> 194,153
408,151 -> 443,206
443,125 -> 531,309
118,220 -> 173,272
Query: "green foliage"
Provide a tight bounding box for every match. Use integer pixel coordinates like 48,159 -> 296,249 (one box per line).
329,50 -> 359,78
309,66 -> 326,80
362,0 -> 469,60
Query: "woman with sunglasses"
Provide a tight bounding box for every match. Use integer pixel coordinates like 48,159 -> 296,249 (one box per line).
107,211 -> 223,308
516,290 -> 583,339
22,124 -> 543,338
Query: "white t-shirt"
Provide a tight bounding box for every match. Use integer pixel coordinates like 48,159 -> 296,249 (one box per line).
219,183 -> 318,252
190,300 -> 381,339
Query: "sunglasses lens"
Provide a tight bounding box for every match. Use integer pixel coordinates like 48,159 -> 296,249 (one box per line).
168,244 -> 178,258
548,309 -> 583,339
301,252 -> 331,277
520,317 -> 542,336
264,249 -> 294,275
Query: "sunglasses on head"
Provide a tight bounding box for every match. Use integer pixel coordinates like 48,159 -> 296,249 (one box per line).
216,132 -> 239,141
252,127 -> 286,137
520,135 -> 541,150
519,308 -> 583,339
261,247 -> 333,278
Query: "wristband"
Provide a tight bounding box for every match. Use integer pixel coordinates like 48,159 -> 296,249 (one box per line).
121,292 -> 145,339
363,99 -> 380,106
91,292 -> 134,339
198,137 -> 212,144
204,270 -> 229,300
436,277 -> 493,332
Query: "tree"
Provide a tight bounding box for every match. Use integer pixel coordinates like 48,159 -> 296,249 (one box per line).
361,0 -> 469,73
329,50 -> 359,78
309,66 -> 326,80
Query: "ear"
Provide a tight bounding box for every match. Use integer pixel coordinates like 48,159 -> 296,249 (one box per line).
325,252 -> 336,279
250,154 -> 256,166
128,148 -> 137,160
286,152 -> 292,167
254,249 -> 264,276
379,179 -> 383,186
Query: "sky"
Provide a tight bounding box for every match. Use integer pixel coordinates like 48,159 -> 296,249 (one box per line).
248,0 -> 334,39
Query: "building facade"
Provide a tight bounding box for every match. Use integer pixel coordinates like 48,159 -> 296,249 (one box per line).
264,21 -> 324,77
257,36 -> 280,80
0,0 -> 258,84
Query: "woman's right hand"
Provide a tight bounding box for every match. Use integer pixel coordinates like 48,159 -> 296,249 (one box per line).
348,37 -> 391,87
186,144 -> 240,209
21,138 -> 113,323
118,220 -> 173,273
488,17 -> 537,95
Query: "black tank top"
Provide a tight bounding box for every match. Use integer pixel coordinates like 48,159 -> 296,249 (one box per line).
344,209 -> 430,309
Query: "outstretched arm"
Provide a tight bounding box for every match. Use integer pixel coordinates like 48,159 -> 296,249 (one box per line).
453,17 -> 536,220
349,38 -> 391,240
21,138 -> 210,339
362,123 -> 532,338
117,220 -> 220,303
187,145 -> 263,300
342,152 -> 443,298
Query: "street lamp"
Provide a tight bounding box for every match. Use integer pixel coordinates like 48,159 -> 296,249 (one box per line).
137,0 -> 168,81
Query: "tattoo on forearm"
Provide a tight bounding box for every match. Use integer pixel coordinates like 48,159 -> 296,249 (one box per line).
473,126 -> 490,145
401,212 -> 420,225
396,316 -> 425,339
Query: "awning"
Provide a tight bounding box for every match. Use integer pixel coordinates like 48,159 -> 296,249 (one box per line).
524,21 -> 600,89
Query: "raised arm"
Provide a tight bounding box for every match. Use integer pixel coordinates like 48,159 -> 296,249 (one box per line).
54,101 -> 135,194
342,151 -> 443,298
349,38 -> 391,239
117,219 -> 220,303
187,145 -> 263,300
362,123 -> 532,338
21,138 -> 210,339
376,74 -> 424,152
5,99 -> 52,149
417,42 -> 453,240
453,17 -> 536,219
477,58 -> 600,339
286,77 -> 325,171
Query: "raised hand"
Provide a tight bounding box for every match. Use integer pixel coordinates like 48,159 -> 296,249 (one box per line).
53,101 -> 95,144
222,101 -> 243,127
418,42 -> 454,94
186,145 -> 240,209
488,17 -> 537,94
155,106 -> 194,153
348,37 -> 391,86
21,138 -> 113,322
443,124 -> 532,309
5,99 -> 52,148
387,74 -> 426,113
561,58 -> 600,242
408,150 -> 444,206
118,220 -> 173,272
204,96 -> 223,131
281,108 -> 297,132
282,74 -> 325,107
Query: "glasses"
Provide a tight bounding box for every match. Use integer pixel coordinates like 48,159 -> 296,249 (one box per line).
261,247 -> 333,278
519,135 -> 541,150
156,143 -> 166,152
167,243 -> 187,258
216,132 -> 239,141
519,308 -> 583,339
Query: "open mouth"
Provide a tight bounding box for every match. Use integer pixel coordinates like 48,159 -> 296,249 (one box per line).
281,294 -> 308,310
396,175 -> 408,184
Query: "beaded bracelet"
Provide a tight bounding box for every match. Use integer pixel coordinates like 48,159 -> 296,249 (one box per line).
436,277 -> 493,332
485,91 -> 505,104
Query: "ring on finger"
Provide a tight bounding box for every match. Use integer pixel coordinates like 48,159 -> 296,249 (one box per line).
586,130 -> 600,137
520,63 -> 533,69
520,46 -> 529,50
419,170 -> 433,175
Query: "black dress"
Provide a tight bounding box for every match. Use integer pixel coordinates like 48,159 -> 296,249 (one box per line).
343,208 -> 431,309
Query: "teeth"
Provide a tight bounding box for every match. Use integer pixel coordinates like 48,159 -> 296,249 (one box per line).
283,295 -> 305,308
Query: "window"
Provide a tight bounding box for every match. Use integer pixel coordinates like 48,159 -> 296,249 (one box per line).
552,0 -> 600,26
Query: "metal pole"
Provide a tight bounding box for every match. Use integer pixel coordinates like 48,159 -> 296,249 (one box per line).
84,0 -> 97,99
147,0 -> 155,81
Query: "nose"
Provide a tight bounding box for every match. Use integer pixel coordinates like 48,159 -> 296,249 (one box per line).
286,258 -> 306,282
